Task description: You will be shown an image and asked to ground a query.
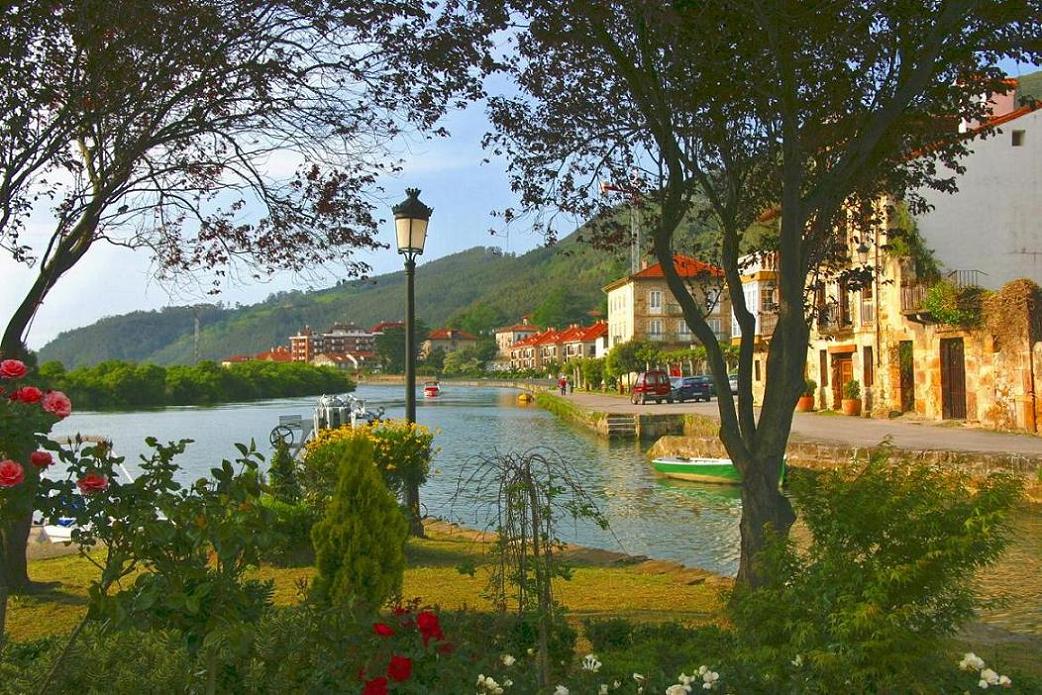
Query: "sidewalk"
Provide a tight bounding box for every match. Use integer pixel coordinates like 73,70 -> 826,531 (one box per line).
561,391 -> 1042,457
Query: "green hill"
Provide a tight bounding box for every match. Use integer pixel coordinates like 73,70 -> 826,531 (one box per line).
37,234 -> 634,367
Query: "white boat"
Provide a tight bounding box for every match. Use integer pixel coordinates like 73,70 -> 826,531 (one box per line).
423,381 -> 441,398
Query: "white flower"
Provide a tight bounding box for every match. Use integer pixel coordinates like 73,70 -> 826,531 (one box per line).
702,685 -> 713,691
960,653 -> 986,671
666,685 -> 692,695
527,647 -> 535,656
698,665 -> 708,676
981,669 -> 1000,686
582,654 -> 603,673
613,681 -> 622,689
634,673 -> 646,682
503,680 -> 513,688
477,674 -> 486,686
553,686 -> 569,695
792,655 -> 803,668
998,675 -> 1012,687
599,686 -> 609,695
501,654 -> 516,667
701,670 -> 720,690
678,673 -> 694,686
980,679 -> 990,689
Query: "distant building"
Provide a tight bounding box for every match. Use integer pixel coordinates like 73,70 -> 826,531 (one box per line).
494,317 -> 541,360
603,254 -> 730,350
290,323 -> 376,363
255,346 -> 293,362
420,328 -> 478,360
220,354 -> 252,367
311,351 -> 374,371
369,320 -> 405,335
508,322 -> 608,371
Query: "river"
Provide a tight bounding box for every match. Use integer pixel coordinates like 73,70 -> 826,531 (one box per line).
49,383 -> 1041,635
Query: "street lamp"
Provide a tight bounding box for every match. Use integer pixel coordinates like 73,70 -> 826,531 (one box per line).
856,240 -> 870,266
393,187 -> 432,537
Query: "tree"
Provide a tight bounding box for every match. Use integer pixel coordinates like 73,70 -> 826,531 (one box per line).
0,0 -> 484,592
0,0 -> 486,359
469,0 -> 1038,585
375,320 -> 428,373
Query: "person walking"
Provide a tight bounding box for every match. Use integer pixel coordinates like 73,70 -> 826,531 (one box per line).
558,374 -> 567,395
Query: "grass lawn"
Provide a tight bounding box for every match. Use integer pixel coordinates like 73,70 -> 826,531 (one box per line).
8,521 -> 1042,682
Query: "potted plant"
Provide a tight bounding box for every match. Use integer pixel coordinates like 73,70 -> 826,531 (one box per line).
796,379 -> 816,412
841,379 -> 862,416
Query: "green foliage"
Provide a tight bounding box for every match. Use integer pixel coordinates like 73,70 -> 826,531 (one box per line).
728,447 -> 1023,693
803,378 -> 817,397
885,202 -> 942,282
923,281 -> 985,326
579,356 -> 606,389
374,320 -> 428,373
605,339 -> 659,379
310,435 -> 408,608
44,359 -> 353,408
61,439 -> 277,651
842,379 -> 860,400
532,286 -> 591,328
448,301 -> 509,335
259,497 -> 318,567
267,439 -> 301,504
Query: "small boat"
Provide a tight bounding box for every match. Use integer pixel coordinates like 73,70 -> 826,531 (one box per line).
516,392 -> 534,404
651,456 -> 786,486
423,381 -> 441,398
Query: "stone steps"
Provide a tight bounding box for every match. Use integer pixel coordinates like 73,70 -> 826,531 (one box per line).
605,414 -> 638,438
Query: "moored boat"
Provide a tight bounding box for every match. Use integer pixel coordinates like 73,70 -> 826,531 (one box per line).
423,381 -> 441,398
651,456 -> 786,486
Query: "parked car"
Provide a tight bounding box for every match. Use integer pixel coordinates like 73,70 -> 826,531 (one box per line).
670,376 -> 713,402
630,370 -> 673,404
728,373 -> 738,394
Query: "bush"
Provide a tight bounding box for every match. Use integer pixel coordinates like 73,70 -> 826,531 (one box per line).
300,419 -> 435,512
267,439 -> 301,503
728,445 -> 1022,693
259,496 -> 318,566
583,616 -> 634,650
803,378 -> 817,397
923,280 -> 985,326
310,434 -> 408,608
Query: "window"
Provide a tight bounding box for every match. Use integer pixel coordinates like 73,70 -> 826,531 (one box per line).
1012,129 -> 1025,147
649,290 -> 663,313
864,346 -> 874,387
820,349 -> 828,386
708,317 -> 722,336
754,359 -> 761,382
677,320 -> 691,337
649,319 -> 663,336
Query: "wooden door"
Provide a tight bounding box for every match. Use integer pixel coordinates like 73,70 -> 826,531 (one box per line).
899,340 -> 915,412
940,338 -> 967,419
830,356 -> 853,408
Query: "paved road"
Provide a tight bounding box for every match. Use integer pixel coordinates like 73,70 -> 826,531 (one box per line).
561,391 -> 1042,457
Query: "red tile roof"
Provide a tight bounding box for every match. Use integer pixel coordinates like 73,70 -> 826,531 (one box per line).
369,321 -> 404,333
496,322 -> 542,334
255,347 -> 293,362
631,254 -> 723,280
428,328 -> 477,341
222,354 -> 252,363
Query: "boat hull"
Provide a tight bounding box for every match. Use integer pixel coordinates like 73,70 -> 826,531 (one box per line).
651,457 -> 785,486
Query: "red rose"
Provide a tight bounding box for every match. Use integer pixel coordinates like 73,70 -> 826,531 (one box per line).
13,386 -> 43,403
417,610 -> 444,645
42,390 -> 72,418
436,642 -> 455,655
372,622 -> 395,637
361,677 -> 388,695
0,460 -> 25,488
30,451 -> 53,468
0,359 -> 27,379
386,655 -> 412,682
77,473 -> 109,494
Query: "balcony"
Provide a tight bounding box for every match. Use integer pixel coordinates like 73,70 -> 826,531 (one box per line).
757,311 -> 778,337
901,269 -> 986,322
816,304 -> 853,335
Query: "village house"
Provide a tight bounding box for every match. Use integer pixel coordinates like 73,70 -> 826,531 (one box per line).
508,323 -> 609,372
493,317 -> 541,362
289,322 -> 376,362
311,351 -> 373,371
558,322 -> 609,361
743,73 -> 1042,428
420,328 -> 478,360
603,254 -> 730,351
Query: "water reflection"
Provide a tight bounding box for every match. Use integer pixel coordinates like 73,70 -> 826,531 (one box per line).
49,383 -> 1041,635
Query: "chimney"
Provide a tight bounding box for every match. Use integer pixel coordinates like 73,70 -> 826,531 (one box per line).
640,255 -> 650,271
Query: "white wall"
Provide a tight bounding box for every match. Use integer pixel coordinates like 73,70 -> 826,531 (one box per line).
915,109 -> 1042,289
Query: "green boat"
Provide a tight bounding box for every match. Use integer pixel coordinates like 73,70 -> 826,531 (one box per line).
651,456 -> 786,487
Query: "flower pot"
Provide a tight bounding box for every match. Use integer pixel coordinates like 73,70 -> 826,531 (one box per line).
796,395 -> 815,412
841,398 -> 862,416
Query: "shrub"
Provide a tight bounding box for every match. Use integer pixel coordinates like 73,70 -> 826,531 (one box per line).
923,280 -> 985,326
842,378 -> 860,400
728,445 -> 1022,692
300,419 -> 434,512
259,496 -> 318,566
267,438 -> 301,503
310,434 -> 408,608
803,378 -> 817,397
583,616 -> 634,651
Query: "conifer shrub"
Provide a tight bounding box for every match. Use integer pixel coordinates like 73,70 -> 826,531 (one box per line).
267,439 -> 301,503
310,434 -> 407,608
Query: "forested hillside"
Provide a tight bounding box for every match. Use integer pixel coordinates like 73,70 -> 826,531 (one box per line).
38,233 -> 635,367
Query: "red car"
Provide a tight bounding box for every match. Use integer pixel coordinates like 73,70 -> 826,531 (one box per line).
630,370 -> 673,404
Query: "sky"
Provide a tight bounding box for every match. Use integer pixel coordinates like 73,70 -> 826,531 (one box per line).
3,58 -> 1037,350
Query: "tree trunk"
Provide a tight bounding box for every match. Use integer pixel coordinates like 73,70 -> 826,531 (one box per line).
1,512 -> 33,592
734,451 -> 795,587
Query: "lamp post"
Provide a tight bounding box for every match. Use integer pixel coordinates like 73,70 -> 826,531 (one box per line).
856,240 -> 870,266
393,188 -> 432,537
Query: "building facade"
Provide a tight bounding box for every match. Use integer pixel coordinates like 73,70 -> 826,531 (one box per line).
604,254 -> 730,350
494,317 -> 541,360
290,323 -> 376,363
420,328 -> 478,360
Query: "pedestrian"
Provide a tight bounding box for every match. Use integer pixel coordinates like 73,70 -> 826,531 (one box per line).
558,374 -> 567,395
